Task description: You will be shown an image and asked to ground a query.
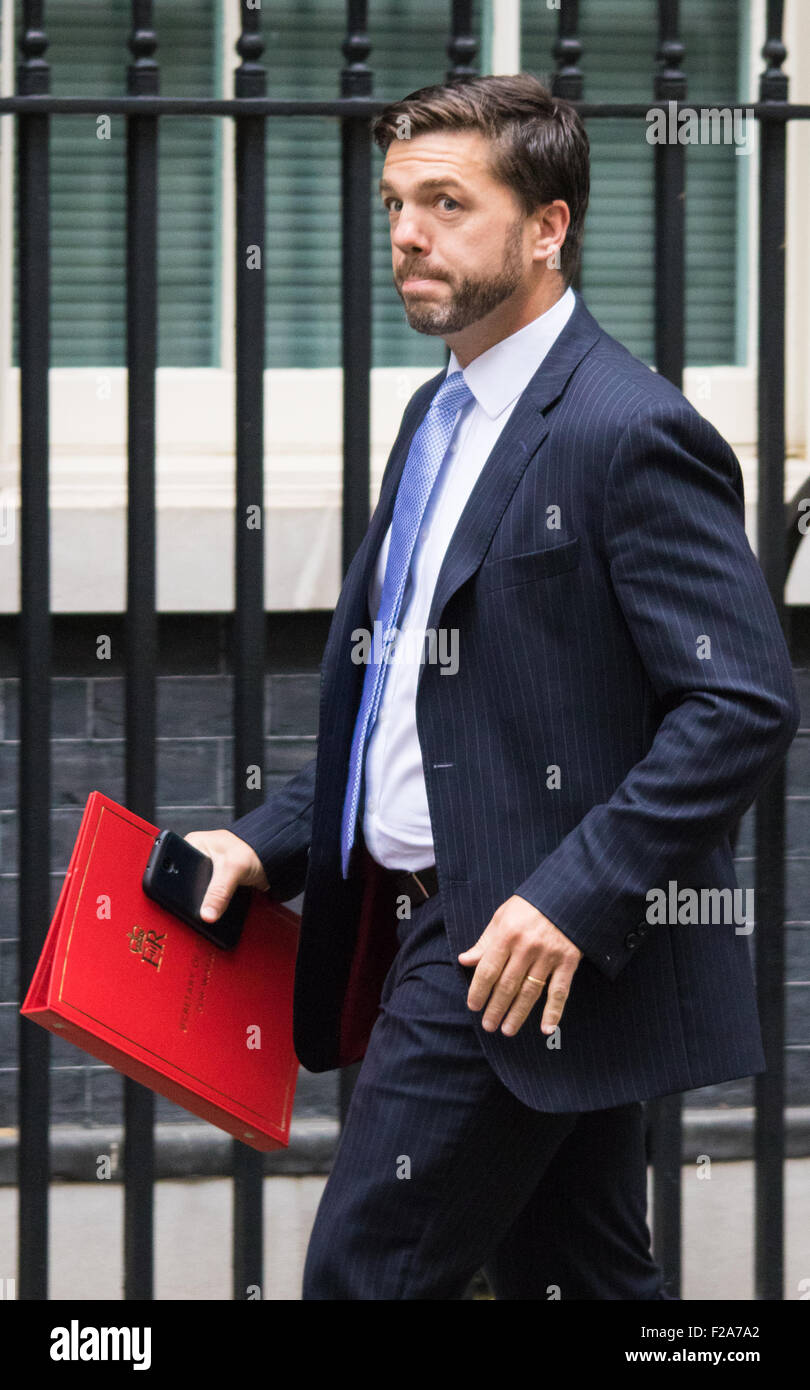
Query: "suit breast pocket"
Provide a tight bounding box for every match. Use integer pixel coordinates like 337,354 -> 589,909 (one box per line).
477,536 -> 581,593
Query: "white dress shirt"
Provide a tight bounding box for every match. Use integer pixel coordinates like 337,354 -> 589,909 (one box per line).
361,284 -> 576,869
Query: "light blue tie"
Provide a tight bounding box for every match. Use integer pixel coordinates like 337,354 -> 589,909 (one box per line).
340,369 -> 474,877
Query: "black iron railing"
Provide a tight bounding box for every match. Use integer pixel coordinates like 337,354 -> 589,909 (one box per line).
7,0 -> 803,1302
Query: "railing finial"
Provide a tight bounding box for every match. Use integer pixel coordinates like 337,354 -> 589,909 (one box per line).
447,0 -> 477,83
655,0 -> 686,103
235,0 -> 267,99
18,0 -> 50,97
342,0 -> 371,98
760,0 -> 788,103
128,1 -> 158,97
552,0 -> 583,101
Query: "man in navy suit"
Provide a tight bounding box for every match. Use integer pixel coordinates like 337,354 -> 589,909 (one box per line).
187,75 -> 800,1299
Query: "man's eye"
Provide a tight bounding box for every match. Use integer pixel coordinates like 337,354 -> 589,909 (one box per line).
380,196 -> 460,212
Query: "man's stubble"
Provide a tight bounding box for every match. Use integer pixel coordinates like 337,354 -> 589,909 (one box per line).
395,214 -> 527,336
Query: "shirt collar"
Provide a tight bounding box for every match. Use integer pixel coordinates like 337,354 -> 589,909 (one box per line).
447,284 -> 576,420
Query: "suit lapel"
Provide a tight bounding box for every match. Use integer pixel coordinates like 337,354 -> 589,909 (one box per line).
357,292 -> 601,628
423,292 -> 602,636
315,291 -> 604,858
329,292 -> 603,695
369,291 -> 603,635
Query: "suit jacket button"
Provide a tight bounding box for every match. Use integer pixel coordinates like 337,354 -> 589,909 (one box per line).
624,931 -> 640,949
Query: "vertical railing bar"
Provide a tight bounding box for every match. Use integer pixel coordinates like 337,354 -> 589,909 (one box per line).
551,0 -> 582,301
337,0 -> 373,1130
123,0 -> 159,1301
16,0 -> 52,1303
754,0 -> 789,1304
447,0 -> 478,81
646,0 -> 687,1300
442,4 -> 479,369
231,0 -> 266,1300
340,0 -> 372,581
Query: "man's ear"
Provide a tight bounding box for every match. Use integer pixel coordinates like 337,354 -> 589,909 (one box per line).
529,198 -> 570,266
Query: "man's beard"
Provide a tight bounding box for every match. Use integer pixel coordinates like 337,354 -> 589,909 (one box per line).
395,216 -> 526,336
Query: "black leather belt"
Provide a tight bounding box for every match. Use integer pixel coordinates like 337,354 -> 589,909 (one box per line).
382,862 -> 440,905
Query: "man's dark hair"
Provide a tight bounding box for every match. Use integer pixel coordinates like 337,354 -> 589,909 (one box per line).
372,73 -> 590,288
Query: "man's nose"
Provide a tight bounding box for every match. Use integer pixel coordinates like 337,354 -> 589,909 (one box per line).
391,207 -> 430,254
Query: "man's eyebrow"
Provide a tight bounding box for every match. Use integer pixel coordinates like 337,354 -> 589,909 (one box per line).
378,176 -> 468,198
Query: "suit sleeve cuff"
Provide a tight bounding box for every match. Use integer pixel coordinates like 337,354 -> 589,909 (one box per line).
511,868 -> 650,981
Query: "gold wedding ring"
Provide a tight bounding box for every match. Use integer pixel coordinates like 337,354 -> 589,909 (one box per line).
526,974 -> 547,988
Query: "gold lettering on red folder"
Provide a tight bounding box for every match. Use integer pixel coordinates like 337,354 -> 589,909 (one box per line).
126,925 -> 166,971
179,949 -> 216,1033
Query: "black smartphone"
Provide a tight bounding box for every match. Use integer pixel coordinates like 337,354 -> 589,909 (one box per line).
142,829 -> 251,950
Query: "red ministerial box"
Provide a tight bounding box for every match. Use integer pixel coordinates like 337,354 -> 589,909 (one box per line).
20,791 -> 300,1152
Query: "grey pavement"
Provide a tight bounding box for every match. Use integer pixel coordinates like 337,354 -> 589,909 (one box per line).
1,1159 -> 809,1300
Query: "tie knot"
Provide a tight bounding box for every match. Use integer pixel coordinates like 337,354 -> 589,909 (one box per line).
431,369 -> 474,421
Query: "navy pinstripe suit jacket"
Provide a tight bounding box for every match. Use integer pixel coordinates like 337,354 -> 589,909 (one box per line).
228,288 -> 800,1112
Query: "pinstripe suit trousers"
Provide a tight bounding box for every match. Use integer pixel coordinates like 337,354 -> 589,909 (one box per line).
301,846 -> 674,1301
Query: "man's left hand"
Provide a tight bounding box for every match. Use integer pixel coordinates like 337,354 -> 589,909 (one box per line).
458,896 -> 583,1038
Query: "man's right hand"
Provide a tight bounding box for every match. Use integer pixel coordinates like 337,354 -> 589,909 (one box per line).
183,830 -> 270,922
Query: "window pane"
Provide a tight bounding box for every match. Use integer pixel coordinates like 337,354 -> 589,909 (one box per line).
12,0 -> 219,367
522,0 -> 742,365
